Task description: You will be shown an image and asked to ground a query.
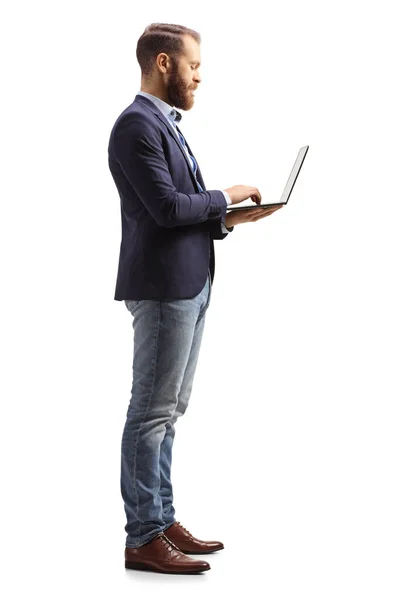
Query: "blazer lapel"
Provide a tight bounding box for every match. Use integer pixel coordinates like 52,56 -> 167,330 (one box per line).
155,115 -> 200,188
134,95 -> 203,191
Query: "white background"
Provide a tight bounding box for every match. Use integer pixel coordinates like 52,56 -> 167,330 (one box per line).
1,0 -> 399,598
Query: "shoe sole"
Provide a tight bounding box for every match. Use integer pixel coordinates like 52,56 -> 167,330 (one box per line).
125,560 -> 210,574
181,549 -> 224,554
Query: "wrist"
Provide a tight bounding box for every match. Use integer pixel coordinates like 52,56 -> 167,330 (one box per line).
224,213 -> 234,230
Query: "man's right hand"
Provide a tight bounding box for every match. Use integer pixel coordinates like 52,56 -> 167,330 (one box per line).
223,185 -> 262,205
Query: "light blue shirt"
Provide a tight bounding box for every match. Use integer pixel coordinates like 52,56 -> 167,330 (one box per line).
137,91 -> 232,234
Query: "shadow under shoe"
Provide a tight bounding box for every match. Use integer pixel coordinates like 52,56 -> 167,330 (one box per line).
125,533 -> 211,574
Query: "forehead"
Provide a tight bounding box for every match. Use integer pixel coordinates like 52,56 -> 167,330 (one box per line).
181,34 -> 201,63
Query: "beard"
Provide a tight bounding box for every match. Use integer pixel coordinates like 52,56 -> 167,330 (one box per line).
166,61 -> 194,110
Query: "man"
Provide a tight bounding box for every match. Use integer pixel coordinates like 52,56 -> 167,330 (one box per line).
108,22 -> 282,575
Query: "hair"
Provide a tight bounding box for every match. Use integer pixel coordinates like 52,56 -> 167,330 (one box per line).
136,23 -> 201,78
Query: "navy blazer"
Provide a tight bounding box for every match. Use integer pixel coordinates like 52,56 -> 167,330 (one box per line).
108,94 -> 232,301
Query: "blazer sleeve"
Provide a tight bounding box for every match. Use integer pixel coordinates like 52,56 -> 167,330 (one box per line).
198,219 -> 234,239
111,115 -> 228,229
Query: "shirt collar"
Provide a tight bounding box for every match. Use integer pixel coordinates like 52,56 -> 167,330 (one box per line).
137,91 -> 182,124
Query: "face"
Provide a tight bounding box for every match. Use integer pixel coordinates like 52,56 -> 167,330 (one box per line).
165,35 -> 201,111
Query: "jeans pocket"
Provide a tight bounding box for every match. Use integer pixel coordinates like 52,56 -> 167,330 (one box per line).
125,300 -> 140,313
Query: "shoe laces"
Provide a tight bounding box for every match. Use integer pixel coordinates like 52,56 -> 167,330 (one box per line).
159,533 -> 181,553
176,521 -> 193,538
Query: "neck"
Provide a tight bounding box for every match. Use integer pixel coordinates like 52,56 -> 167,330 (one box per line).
140,85 -> 172,107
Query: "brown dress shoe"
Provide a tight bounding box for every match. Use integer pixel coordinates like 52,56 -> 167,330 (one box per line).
125,533 -> 210,574
163,521 -> 224,554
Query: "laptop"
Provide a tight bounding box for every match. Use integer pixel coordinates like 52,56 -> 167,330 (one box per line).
226,145 -> 309,211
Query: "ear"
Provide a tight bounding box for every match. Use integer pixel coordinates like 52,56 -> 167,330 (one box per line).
156,52 -> 169,73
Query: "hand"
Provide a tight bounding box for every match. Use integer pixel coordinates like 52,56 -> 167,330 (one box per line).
225,205 -> 283,228
223,185 -> 262,205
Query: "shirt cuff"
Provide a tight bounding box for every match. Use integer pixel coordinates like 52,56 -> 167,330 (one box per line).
220,190 -> 233,233
221,190 -> 232,205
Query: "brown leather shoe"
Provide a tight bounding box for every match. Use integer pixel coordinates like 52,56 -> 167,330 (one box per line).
163,521 -> 224,554
125,533 -> 211,574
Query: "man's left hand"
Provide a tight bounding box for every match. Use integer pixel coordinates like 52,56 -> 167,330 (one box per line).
225,204 -> 283,228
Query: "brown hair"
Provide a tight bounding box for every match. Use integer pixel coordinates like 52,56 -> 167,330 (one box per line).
136,23 -> 201,77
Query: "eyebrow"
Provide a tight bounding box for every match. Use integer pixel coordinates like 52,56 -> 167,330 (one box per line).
190,61 -> 201,67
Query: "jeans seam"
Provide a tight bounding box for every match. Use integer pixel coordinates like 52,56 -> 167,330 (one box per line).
198,274 -> 211,321
130,301 -> 161,544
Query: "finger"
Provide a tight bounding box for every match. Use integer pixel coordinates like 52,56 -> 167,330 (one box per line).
251,189 -> 261,204
248,211 -> 265,219
255,211 -> 277,220
251,207 -> 266,213
250,211 -> 266,220
244,209 -> 263,216
261,206 -> 282,214
252,208 -> 279,220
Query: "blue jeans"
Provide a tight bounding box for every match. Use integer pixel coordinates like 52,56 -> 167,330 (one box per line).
122,270 -> 212,548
